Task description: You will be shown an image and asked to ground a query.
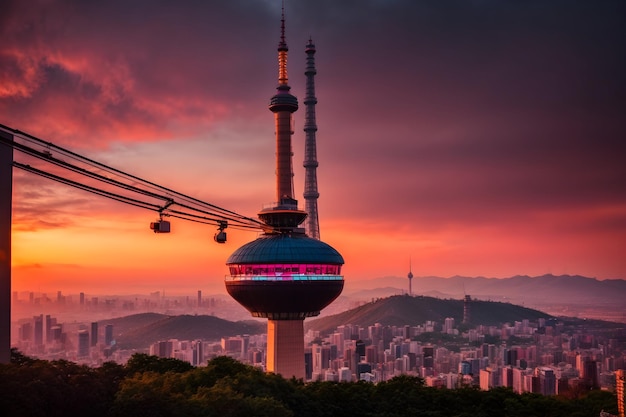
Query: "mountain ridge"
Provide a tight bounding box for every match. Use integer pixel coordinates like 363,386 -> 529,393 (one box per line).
344,273 -> 625,304
101,313 -> 266,350
305,294 -> 552,335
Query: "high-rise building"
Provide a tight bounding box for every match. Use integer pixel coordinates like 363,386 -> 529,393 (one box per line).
365,345 -> 378,364
104,324 -> 113,346
33,314 -> 43,348
221,336 -> 243,356
504,348 -> 518,366
480,367 -> 496,390
77,329 -> 89,358
512,367 -> 526,393
338,366 -> 352,382
583,359 -> 599,389
538,367 -> 556,395
192,340 -> 204,366
499,366 -> 513,388
50,326 -> 62,343
444,317 -> 455,334
150,340 -> 177,358
459,360 -> 471,375
225,6 -> 344,380
355,339 -> 366,358
90,322 -> 98,346
45,314 -> 54,343
19,322 -> 32,342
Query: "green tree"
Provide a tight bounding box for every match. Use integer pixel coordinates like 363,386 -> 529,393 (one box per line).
125,353 -> 193,375
0,354 -> 116,417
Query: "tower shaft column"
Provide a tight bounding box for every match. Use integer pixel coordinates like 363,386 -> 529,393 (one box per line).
275,111 -> 294,200
266,319 -> 304,380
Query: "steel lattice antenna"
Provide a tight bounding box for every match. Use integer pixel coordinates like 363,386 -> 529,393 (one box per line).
303,38 -> 320,239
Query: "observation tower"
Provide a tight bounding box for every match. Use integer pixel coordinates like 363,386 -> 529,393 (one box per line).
225,7 -> 344,380
407,257 -> 414,296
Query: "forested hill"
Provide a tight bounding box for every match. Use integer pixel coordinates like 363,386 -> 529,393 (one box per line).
305,295 -> 551,335
100,313 -> 266,349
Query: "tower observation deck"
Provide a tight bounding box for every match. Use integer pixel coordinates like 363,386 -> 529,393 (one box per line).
224,6 -> 344,380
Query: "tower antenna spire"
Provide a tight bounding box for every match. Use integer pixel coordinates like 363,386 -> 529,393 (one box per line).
303,37 -> 321,239
278,0 -> 289,88
280,1 -> 286,46
266,0 -> 298,206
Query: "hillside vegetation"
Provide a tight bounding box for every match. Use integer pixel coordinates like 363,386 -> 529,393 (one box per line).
306,295 -> 551,335
103,313 -> 266,349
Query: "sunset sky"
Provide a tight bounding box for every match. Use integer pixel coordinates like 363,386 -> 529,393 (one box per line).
2,0 -> 625,295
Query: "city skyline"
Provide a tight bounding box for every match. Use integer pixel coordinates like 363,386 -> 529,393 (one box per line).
11,292 -> 624,391
2,1 -> 625,294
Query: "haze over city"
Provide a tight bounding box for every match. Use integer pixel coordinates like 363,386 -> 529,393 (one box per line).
2,0 -> 625,295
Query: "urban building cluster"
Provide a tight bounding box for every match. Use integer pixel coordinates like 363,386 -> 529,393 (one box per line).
11,290 -> 228,365
300,317 -> 625,393
13,289 -> 224,315
145,316 -> 625,400
11,290 -> 626,406
15,313 -> 116,364
148,334 -> 266,368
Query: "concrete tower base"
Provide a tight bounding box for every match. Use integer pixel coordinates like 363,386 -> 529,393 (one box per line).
266,319 -> 304,380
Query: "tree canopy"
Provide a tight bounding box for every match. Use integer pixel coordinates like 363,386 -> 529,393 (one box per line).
0,349 -> 618,417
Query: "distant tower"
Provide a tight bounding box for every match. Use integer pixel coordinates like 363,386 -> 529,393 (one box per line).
303,38 -> 320,239
407,257 -> 414,296
225,5 -> 344,380
463,295 -> 471,324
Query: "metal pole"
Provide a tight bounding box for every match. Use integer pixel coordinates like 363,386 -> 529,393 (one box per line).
0,130 -> 13,363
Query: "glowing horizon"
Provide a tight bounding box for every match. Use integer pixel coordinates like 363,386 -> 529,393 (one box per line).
3,1 -> 625,295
